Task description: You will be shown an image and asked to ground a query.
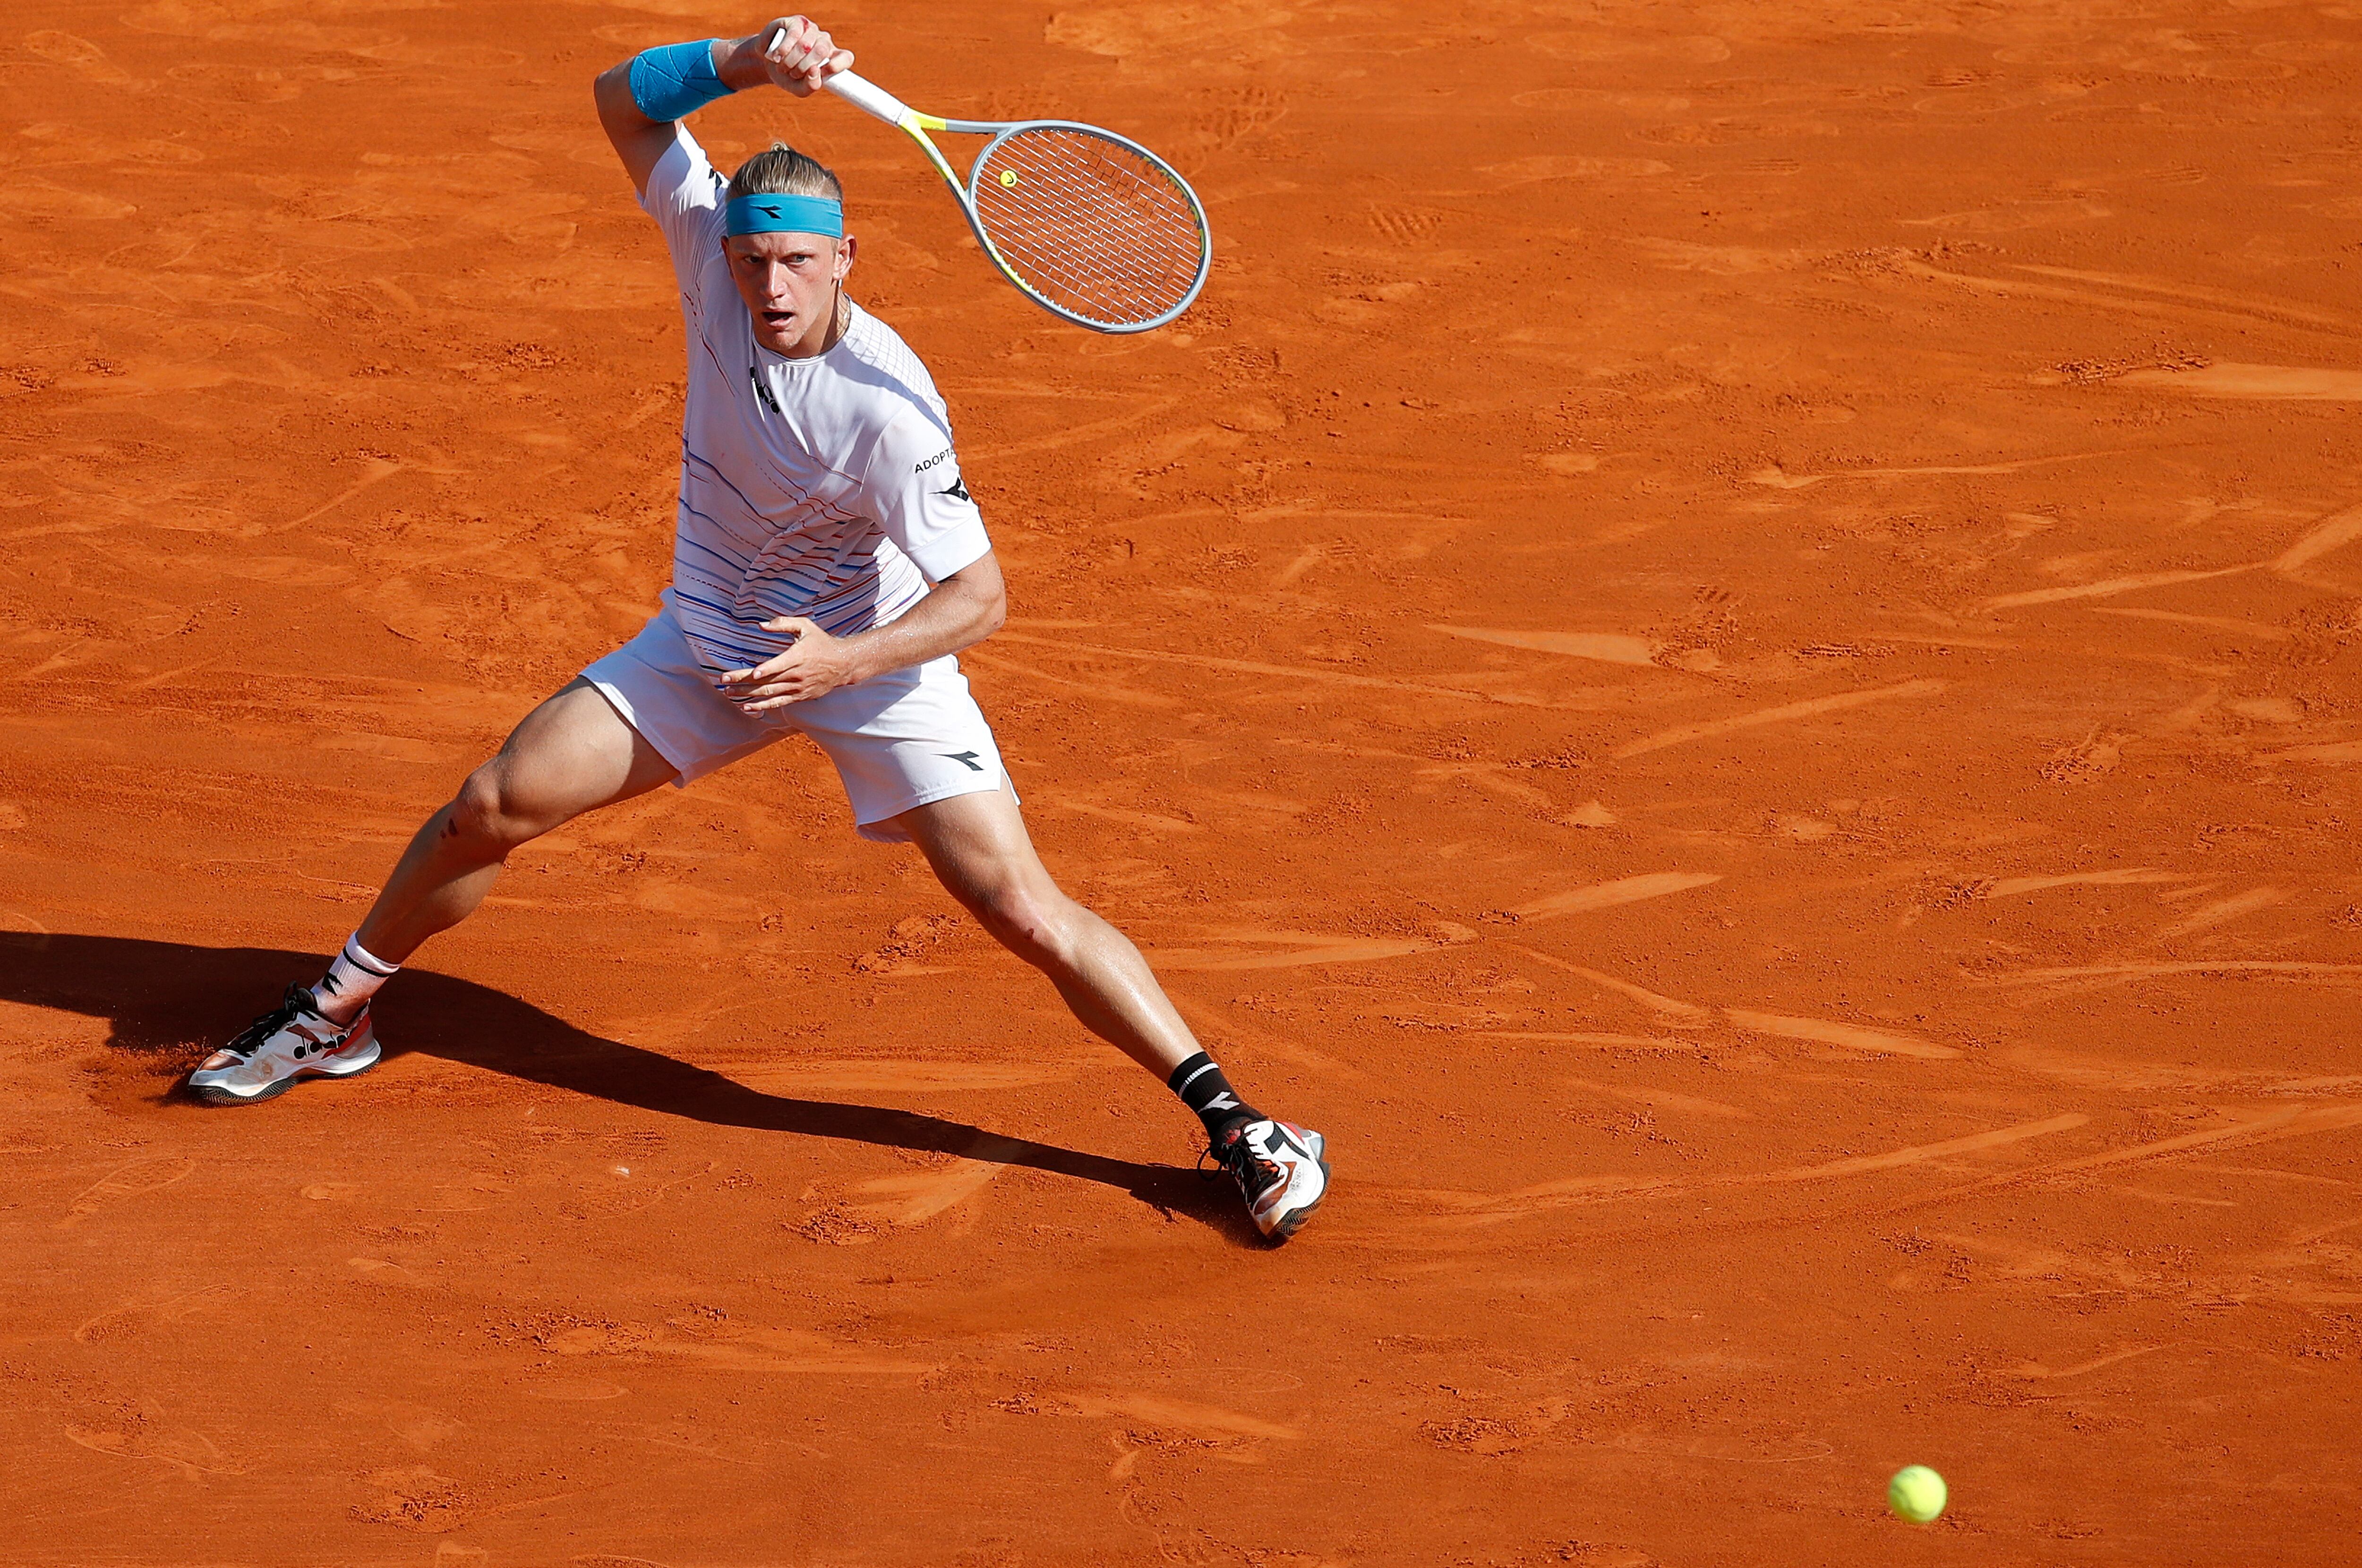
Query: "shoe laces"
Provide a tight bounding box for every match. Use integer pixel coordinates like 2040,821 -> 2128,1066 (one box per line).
1201,1126 -> 1281,1199
222,983 -> 320,1058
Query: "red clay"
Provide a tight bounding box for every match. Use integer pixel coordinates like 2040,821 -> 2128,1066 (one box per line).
6,2 -> 2362,1563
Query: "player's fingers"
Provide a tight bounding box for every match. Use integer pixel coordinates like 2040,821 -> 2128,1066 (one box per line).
758,616 -> 818,636
718,652 -> 796,688
737,683 -> 811,711
765,20 -> 812,72
822,46 -> 852,75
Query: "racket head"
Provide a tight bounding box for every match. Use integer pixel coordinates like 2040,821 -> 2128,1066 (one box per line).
962,122 -> 1212,334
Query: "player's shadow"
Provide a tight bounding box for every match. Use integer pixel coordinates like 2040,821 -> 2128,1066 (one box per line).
0,931 -> 1256,1243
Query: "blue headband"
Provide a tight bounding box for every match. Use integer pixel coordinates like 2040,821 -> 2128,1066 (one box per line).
724,193 -> 843,238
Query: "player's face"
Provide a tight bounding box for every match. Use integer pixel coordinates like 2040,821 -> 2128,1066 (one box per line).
726,231 -> 856,358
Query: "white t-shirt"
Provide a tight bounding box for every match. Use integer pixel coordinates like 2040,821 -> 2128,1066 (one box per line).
638,125 -> 991,676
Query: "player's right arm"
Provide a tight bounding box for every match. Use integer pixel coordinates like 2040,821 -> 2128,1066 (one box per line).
592,17 -> 853,197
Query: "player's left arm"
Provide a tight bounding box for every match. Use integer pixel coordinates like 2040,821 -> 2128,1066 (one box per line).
716,554 -> 1007,711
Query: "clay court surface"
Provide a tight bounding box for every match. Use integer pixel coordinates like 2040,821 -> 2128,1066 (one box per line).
9,0 -> 2362,1561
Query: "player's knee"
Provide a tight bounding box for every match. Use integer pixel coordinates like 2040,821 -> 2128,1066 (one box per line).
444,766 -> 550,855
972,882 -> 1075,966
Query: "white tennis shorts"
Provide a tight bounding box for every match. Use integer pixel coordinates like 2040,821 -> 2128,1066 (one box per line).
582,599 -> 1011,842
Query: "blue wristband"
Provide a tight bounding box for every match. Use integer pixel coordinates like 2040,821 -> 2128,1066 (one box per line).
629,39 -> 732,123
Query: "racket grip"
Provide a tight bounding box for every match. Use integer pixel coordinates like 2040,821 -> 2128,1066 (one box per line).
823,71 -> 915,127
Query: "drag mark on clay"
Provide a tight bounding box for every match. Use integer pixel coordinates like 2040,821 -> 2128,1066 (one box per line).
270,455 -> 420,534
22,30 -> 144,87
1720,1009 -> 1959,1059
1413,758 -> 1558,809
1151,928 -> 1433,970
964,648 -> 1180,708
1898,1105 -> 2362,1210
2009,266 -> 2361,332
1511,871 -> 1723,922
1063,1391 -> 1302,1440
1045,797 -> 1204,833
2088,607 -> 2292,641
1979,565 -> 2256,611
2258,740 -> 2362,765
958,397 -> 1183,461
1605,1429 -> 1833,1467
844,1134 -> 1029,1227
2007,1343 -> 2172,1381
2117,364 -> 2362,400
1754,1114 -> 2088,1183
1501,943 -> 1717,1023
2150,886 -> 2287,941
1903,260 -> 2294,330
647,1327 -> 935,1376
1982,961 -> 2362,985
1567,1076 -> 1754,1119
2273,498 -> 2362,574
1501,946 -> 1951,1054
1428,624 -> 1700,670
1436,1113 -> 2088,1220
991,632 -> 1588,710
1984,868 -> 2193,898
1610,680 -> 1944,759
1748,453 -> 2113,489
1476,1030 -> 1706,1051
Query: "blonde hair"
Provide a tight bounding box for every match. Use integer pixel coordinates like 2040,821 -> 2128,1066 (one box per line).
728,141 -> 843,204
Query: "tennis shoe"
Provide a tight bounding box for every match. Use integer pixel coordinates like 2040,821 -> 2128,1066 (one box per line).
187,983 -> 380,1106
1211,1117 -> 1329,1242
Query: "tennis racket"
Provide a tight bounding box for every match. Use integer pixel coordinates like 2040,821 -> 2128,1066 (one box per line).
822,71 -> 1211,334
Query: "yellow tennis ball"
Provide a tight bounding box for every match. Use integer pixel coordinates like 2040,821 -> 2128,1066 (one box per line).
998,169 -> 1020,187
1888,1465 -> 1946,1524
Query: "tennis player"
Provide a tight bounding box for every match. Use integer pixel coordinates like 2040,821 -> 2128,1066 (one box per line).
186,16 -> 1329,1242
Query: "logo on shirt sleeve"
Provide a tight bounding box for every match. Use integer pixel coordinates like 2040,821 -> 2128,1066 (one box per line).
938,475 -> 972,503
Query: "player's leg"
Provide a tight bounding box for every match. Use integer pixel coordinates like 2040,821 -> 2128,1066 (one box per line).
898,786 -> 1195,1076
893,787 -> 1330,1241
188,679 -> 678,1105
356,678 -> 679,965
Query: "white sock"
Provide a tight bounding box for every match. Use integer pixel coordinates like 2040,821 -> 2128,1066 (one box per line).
311,932 -> 398,1024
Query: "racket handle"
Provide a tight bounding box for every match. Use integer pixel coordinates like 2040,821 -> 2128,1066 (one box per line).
823,71 -> 916,128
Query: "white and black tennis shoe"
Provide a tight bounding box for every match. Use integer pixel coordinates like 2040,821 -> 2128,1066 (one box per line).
1212,1118 -> 1330,1242
187,983 -> 380,1106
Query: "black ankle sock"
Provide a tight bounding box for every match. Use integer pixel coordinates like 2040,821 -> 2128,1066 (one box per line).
1168,1051 -> 1262,1142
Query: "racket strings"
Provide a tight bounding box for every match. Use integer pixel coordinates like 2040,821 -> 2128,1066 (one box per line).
972,129 -> 1205,327
978,144 -> 1194,313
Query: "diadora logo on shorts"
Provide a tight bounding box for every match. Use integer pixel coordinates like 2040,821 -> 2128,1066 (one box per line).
941,751 -> 984,771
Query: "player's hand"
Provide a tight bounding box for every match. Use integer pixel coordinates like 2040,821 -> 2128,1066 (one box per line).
716,617 -> 862,710
757,17 -> 852,96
